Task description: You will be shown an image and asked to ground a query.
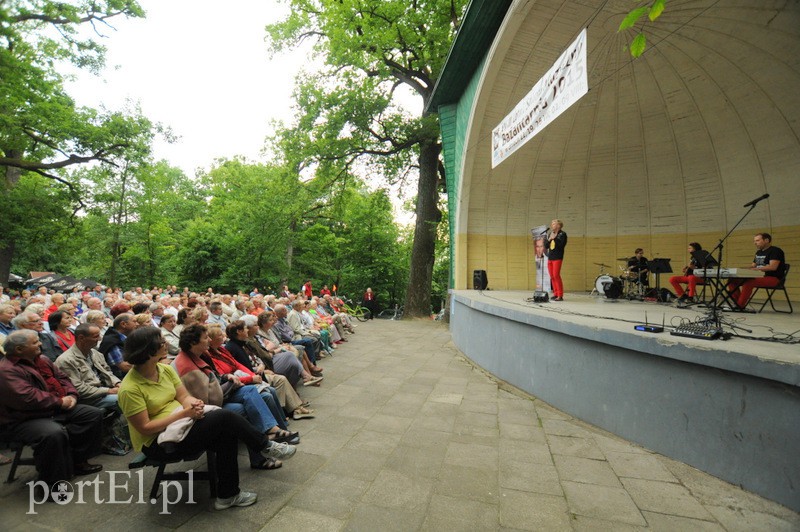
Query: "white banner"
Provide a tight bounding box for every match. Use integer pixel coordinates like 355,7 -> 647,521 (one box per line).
492,28 -> 588,168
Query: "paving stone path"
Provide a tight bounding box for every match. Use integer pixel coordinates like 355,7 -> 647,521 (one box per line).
2,319 -> 798,531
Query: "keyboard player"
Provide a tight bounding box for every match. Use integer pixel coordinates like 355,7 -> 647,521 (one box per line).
728,232 -> 786,309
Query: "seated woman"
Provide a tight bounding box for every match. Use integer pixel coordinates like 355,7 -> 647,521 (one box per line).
299,300 -> 334,355
159,313 -> 181,358
226,319 -> 307,424
118,327 -> 296,510
83,310 -> 109,340
207,324 -> 315,420
173,308 -> 195,338
174,324 -> 298,468
133,312 -> 153,329
45,310 -> 73,360
255,311 -> 322,386
308,300 -> 343,344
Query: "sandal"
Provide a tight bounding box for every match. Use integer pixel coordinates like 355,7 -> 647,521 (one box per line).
293,408 -> 315,420
251,457 -> 282,470
303,376 -> 323,386
267,428 -> 300,444
0,453 -> 12,466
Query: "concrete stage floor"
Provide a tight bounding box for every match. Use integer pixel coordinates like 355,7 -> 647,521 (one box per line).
453,289 -> 799,378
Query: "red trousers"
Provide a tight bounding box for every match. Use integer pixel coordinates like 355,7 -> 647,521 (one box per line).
727,277 -> 780,308
669,275 -> 704,297
548,260 -> 563,298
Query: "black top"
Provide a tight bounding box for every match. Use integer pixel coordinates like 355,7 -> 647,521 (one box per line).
546,231 -> 568,261
755,246 -> 785,278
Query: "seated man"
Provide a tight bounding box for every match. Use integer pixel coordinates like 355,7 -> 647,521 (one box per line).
98,313 -> 136,379
55,324 -> 121,410
0,330 -> 103,487
274,303 -> 321,365
728,232 -> 786,308
207,301 -> 229,327
627,248 -> 650,287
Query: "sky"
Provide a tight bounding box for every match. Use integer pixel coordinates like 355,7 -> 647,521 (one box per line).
67,0 -> 306,177
65,0 -> 421,223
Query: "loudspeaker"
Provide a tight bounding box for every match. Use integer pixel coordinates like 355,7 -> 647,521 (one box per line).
473,270 -> 488,290
603,279 -> 622,299
533,291 -> 549,302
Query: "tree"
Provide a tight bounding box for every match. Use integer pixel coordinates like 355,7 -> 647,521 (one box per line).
265,0 -> 467,317
0,0 -> 146,283
73,159 -> 201,288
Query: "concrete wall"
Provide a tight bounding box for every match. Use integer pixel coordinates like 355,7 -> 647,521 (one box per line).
450,292 -> 800,512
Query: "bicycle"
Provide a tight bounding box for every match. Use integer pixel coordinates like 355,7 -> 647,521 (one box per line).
340,298 -> 372,322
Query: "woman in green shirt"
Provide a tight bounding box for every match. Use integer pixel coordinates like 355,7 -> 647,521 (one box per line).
118,326 -> 295,510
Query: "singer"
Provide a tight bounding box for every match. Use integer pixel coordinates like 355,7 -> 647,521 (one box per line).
546,219 -> 567,301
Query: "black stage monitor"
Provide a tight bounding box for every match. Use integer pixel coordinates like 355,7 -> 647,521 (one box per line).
473,270 -> 488,290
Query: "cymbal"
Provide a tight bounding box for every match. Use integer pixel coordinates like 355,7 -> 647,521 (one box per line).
617,257 -> 630,261
593,262 -> 610,268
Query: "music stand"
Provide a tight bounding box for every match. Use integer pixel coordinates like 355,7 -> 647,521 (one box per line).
691,250 -> 718,304
647,258 -> 672,302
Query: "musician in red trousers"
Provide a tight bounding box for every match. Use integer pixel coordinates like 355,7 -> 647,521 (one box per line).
669,242 -> 705,302
728,233 -> 785,308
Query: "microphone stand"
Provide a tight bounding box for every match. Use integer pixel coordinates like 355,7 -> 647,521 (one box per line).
700,201 -> 762,333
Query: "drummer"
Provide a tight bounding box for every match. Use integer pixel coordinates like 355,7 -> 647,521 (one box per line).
627,249 -> 650,287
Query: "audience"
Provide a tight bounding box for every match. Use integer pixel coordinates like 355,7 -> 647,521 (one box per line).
99,313 -> 136,378
55,324 -> 121,410
118,326 -> 295,511
0,330 -> 104,490
0,281 -> 359,509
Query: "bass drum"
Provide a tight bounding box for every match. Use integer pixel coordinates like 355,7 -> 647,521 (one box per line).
594,274 -> 614,295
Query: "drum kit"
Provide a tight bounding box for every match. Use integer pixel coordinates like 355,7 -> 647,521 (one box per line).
592,258 -> 647,299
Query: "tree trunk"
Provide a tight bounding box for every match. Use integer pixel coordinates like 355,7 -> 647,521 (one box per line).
403,139 -> 441,318
0,160 -> 23,289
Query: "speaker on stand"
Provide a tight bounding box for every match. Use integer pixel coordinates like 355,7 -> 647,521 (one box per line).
473,270 -> 488,290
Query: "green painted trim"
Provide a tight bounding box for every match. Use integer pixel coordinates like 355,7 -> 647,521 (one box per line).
428,0 -> 512,110
439,55 -> 487,288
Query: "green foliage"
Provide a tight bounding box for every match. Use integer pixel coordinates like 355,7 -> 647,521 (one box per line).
618,1 -> 668,58
0,172 -> 79,272
630,33 -> 647,58
265,0 -> 467,316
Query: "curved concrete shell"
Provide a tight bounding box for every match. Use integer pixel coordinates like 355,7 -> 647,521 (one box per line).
449,0 -> 800,294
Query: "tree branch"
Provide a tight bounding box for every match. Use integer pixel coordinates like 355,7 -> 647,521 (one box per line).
0,146 -> 126,171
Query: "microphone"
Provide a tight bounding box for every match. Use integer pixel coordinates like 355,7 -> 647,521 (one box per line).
743,193 -> 769,208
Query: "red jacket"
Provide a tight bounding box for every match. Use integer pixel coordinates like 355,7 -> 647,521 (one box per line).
0,355 -> 77,425
208,346 -> 256,384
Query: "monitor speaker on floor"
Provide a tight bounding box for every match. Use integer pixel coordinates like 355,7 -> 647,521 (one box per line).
473,270 -> 488,290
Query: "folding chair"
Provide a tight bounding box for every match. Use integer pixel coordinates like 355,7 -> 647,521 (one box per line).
0,440 -> 36,483
748,264 -> 793,314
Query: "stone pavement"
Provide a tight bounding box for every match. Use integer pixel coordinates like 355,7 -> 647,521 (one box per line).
2,319 -> 799,531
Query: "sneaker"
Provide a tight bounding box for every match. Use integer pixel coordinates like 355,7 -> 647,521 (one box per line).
264,441 -> 296,460
214,490 -> 258,510
677,294 -> 688,302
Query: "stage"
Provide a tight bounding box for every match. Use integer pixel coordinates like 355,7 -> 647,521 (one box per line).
449,289 -> 800,511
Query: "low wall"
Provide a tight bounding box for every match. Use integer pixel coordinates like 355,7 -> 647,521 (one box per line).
450,292 -> 800,512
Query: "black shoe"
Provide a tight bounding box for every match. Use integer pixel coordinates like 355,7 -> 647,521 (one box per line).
74,462 -> 103,476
